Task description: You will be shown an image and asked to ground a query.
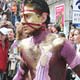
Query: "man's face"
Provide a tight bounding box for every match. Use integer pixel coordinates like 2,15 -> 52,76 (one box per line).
20,5 -> 42,35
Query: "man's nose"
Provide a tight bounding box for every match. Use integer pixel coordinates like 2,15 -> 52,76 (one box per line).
21,17 -> 27,23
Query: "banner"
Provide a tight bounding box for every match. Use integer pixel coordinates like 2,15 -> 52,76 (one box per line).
73,0 -> 80,24
55,4 -> 65,31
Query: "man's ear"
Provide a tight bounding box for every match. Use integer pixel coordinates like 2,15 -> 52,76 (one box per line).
41,12 -> 48,23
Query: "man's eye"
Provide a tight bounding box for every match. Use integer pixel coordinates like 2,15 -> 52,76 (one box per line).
25,15 -> 29,18
25,15 -> 30,18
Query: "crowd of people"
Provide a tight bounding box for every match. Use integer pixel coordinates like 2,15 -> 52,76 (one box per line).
0,0 -> 80,80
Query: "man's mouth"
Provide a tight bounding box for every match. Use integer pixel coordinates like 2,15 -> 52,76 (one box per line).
22,22 -> 46,30
22,22 -> 42,30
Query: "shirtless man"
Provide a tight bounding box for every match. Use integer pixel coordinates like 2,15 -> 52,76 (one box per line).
13,0 -> 80,80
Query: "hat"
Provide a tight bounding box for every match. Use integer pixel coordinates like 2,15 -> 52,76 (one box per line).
0,27 -> 8,35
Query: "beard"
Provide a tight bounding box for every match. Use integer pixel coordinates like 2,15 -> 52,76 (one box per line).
30,28 -> 42,36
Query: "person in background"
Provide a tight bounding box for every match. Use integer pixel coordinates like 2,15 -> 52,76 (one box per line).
0,12 -> 15,47
68,28 -> 76,45
74,28 -> 80,55
58,32 -> 65,38
11,1 -> 21,29
7,28 -> 15,48
0,12 -> 14,30
0,27 -> 9,80
7,23 -> 26,80
48,23 -> 54,32
5,27 -> 15,80
66,28 -> 78,80
66,28 -> 80,80
48,24 -> 61,33
73,28 -> 80,80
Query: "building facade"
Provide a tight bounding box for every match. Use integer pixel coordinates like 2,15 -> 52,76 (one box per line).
46,0 -> 73,37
